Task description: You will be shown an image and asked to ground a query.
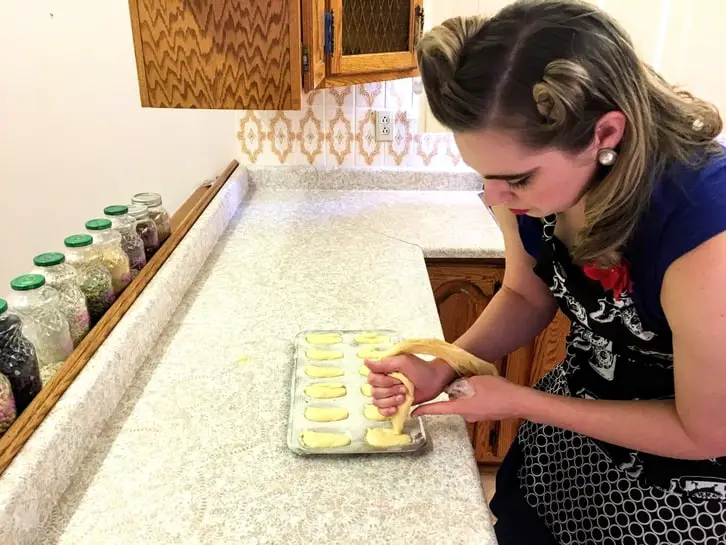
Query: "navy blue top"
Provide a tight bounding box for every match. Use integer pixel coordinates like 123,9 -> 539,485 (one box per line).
517,145 -> 726,332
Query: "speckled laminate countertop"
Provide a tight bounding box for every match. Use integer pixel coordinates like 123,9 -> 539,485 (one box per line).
38,186 -> 501,544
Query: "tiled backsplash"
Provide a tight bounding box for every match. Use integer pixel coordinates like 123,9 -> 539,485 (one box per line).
235,79 -> 470,170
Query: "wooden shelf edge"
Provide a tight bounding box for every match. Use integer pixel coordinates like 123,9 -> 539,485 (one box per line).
0,160 -> 240,477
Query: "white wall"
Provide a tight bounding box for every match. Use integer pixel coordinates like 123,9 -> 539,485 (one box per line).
0,1 -> 237,290
420,0 -> 726,133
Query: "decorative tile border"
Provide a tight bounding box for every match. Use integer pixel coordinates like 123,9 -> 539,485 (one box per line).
235,79 -> 471,172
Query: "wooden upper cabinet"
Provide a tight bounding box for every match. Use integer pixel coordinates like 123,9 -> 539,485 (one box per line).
128,0 -> 423,109
321,0 -> 423,86
128,0 -> 302,109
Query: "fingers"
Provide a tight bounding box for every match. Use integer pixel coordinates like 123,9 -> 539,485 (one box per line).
372,392 -> 405,409
411,399 -> 466,417
364,357 -> 402,376
367,372 -> 400,388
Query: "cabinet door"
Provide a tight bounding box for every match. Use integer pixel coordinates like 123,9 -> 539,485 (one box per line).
529,310 -> 570,386
128,0 -> 302,109
327,0 -> 423,77
426,260 -> 505,462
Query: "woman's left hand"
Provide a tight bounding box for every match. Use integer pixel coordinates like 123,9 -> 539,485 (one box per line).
411,375 -> 530,422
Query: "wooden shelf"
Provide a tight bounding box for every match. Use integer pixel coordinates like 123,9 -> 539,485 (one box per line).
0,160 -> 239,477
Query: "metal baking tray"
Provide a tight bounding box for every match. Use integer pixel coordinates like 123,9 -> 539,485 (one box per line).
287,329 -> 427,455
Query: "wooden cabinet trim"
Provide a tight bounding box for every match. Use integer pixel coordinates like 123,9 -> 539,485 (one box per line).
339,52 -> 417,75
320,68 -> 419,88
302,0 -> 327,92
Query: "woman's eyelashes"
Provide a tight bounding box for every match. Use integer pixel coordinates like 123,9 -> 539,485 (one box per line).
508,175 -> 532,189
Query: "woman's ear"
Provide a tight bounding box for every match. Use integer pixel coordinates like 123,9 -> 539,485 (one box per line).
592,111 -> 626,152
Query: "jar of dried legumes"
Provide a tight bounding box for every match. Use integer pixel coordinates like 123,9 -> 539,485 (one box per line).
85,219 -> 131,295
0,298 -> 41,414
131,193 -> 170,245
0,373 -> 16,436
7,274 -> 73,387
127,204 -> 160,261
104,205 -> 147,278
64,235 -> 116,325
32,252 -> 90,348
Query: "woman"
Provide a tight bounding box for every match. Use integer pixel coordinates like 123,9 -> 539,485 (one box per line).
366,1 -> 726,543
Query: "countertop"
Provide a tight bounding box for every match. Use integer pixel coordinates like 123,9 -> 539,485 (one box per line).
38,186 -> 502,544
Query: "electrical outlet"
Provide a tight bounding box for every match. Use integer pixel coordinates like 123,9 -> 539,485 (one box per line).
375,110 -> 394,142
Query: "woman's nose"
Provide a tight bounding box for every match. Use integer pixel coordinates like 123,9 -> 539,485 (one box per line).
480,181 -> 514,207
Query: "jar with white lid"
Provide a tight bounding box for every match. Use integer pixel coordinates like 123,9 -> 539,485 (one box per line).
32,252 -> 90,347
64,234 -> 116,325
104,205 -> 147,278
128,204 -> 160,261
6,274 -> 73,386
131,193 -> 170,244
85,219 -> 131,295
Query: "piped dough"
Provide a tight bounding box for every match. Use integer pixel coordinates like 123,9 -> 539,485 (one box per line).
301,430 -> 351,448
357,347 -> 388,360
390,372 -> 414,434
365,428 -> 412,447
364,404 -> 388,422
358,364 -> 370,377
305,332 -> 343,345
361,383 -> 373,397
304,382 -> 347,399
306,348 -> 344,361
380,338 -> 498,377
305,365 -> 344,378
354,332 -> 391,345
305,406 -> 349,422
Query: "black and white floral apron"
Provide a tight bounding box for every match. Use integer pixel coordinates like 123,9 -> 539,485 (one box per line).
517,214 -> 726,545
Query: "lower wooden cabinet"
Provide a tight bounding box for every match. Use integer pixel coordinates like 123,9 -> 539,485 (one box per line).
426,259 -> 570,463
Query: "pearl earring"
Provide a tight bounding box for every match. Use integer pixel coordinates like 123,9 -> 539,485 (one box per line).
597,148 -> 618,166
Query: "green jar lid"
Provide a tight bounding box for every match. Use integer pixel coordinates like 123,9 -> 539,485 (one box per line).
0,299 -> 7,315
85,219 -> 112,231
104,205 -> 129,216
33,252 -> 66,267
11,274 -> 45,291
64,234 -> 93,248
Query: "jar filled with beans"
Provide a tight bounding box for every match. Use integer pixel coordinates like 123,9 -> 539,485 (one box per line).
127,204 -> 160,261
0,298 -> 41,415
85,219 -> 131,295
104,205 -> 147,278
32,252 -> 90,348
64,235 -> 116,325
131,193 -> 170,245
6,274 -> 73,387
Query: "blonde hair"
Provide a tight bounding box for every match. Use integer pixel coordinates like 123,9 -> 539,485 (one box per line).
418,0 -> 723,266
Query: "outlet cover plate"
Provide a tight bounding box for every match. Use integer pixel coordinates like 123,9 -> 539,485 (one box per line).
375,110 -> 394,142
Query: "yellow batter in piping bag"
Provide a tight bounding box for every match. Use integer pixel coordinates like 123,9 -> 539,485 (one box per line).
378,338 -> 498,434
379,338 -> 498,378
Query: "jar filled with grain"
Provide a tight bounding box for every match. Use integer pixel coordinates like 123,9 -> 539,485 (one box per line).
128,204 -> 160,261
64,235 -> 116,325
131,193 -> 170,245
7,274 -> 73,387
0,298 -> 41,414
85,219 -> 131,295
0,373 -> 16,437
32,252 -> 90,348
104,205 -> 147,278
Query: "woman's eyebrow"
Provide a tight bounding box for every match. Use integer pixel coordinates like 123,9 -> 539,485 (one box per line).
482,168 -> 538,181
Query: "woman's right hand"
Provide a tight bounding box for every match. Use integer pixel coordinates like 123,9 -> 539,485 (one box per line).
365,355 -> 457,417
